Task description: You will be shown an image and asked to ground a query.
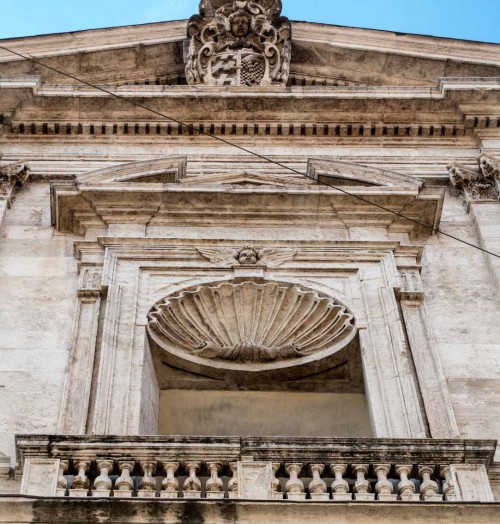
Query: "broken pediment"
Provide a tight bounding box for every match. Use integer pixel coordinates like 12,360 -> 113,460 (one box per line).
77,157 -> 187,185
51,156 -> 443,238
307,159 -> 424,190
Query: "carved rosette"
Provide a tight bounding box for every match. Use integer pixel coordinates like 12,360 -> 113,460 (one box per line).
147,279 -> 356,376
185,0 -> 291,86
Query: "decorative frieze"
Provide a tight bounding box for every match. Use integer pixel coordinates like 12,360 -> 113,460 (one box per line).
186,0 -> 291,86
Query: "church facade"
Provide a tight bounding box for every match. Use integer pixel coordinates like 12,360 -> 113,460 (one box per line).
0,1 -> 500,522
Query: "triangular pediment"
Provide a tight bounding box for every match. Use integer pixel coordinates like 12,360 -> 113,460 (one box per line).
179,171 -> 312,187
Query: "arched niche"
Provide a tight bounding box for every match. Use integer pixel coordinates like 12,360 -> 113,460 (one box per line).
146,278 -> 373,438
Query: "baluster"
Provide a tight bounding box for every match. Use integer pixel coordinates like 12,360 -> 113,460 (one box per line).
396,465 -> 420,501
227,462 -> 239,499
418,465 -> 442,501
56,460 -> 69,497
374,464 -> 397,501
440,465 -> 459,501
271,463 -> 283,500
69,460 -> 90,498
92,459 -> 113,497
206,462 -> 224,499
352,464 -> 374,501
330,464 -> 351,501
138,461 -> 157,498
115,461 -> 135,498
183,461 -> 202,498
285,463 -> 306,501
309,464 -> 328,501
160,462 -> 179,498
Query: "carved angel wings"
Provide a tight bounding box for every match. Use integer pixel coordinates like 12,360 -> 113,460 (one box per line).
197,247 -> 239,266
257,248 -> 297,267
197,246 -> 297,267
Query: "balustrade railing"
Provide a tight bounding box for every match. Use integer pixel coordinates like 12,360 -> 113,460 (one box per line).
16,436 -> 496,502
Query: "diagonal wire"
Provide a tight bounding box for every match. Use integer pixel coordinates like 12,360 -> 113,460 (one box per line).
1,43 -> 499,259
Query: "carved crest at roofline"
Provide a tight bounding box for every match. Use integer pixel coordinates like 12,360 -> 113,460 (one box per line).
186,0 -> 291,87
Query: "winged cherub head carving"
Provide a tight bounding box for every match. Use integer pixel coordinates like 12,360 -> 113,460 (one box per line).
237,245 -> 259,265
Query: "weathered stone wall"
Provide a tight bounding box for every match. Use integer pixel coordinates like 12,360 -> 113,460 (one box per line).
421,190 -> 500,450
0,183 -> 78,462
0,498 -> 499,524
158,391 -> 372,437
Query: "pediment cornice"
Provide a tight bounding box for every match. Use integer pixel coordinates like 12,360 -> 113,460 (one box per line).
51,156 -> 443,238
1,20 -> 498,67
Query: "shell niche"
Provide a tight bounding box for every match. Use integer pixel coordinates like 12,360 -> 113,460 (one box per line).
147,279 -> 357,373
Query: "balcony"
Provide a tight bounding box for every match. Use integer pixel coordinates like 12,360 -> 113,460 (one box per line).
16,435 -> 496,503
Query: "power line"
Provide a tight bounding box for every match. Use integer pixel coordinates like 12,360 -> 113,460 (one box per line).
1,43 -> 499,259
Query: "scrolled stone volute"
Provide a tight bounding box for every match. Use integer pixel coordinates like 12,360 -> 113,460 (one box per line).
186,0 -> 291,86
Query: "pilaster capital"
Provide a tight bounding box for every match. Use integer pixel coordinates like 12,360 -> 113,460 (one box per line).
0,162 -> 30,207
448,161 -> 498,206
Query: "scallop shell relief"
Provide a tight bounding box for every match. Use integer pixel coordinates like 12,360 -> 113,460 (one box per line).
147,280 -> 356,364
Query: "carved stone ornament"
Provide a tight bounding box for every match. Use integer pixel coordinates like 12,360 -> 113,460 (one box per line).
185,0 -> 291,86
0,162 -> 30,207
197,245 -> 296,267
448,161 -> 498,203
147,279 -> 356,373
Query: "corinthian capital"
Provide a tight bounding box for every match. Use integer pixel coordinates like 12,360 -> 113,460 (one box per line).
447,161 -> 498,205
478,153 -> 500,181
0,162 -> 30,207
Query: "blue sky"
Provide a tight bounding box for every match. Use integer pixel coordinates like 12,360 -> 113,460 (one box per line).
1,0 -> 499,43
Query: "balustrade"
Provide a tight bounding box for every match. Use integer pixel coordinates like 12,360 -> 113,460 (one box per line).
16,436 -> 496,502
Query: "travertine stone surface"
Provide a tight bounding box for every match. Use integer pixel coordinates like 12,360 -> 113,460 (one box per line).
0,2 -> 499,517
0,183 -> 77,463
2,498 -> 500,524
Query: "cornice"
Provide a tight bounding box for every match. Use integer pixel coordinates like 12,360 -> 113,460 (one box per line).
1,76 -> 498,99
72,237 -> 423,264
292,22 -> 500,67
1,20 -> 498,67
16,434 -> 497,466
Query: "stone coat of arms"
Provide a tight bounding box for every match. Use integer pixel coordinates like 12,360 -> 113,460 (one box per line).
185,0 -> 291,86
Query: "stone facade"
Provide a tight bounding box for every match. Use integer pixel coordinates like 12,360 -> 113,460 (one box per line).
0,0 -> 500,522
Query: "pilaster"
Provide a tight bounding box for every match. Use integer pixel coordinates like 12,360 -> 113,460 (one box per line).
448,154 -> 500,299
396,268 -> 460,438
58,244 -> 104,434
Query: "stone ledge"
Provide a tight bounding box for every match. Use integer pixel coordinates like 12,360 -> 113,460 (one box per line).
0,497 -> 499,524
